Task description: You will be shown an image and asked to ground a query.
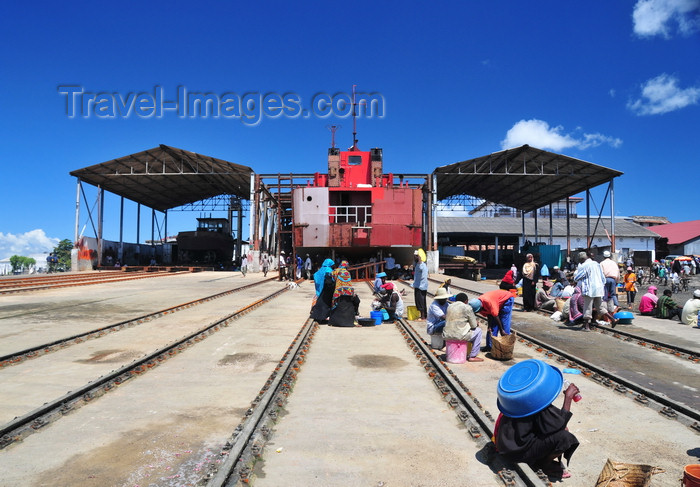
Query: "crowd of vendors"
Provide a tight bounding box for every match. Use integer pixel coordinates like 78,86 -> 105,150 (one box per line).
498,250 -> 700,329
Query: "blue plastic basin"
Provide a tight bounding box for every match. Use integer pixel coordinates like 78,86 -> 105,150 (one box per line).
370,311 -> 383,325
614,311 -> 634,324
497,359 -> 563,418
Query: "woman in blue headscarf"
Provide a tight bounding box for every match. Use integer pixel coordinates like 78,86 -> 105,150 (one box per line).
314,258 -> 335,296
310,258 -> 335,322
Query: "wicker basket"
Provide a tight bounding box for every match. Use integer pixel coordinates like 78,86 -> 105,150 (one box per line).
595,458 -> 665,487
490,331 -> 516,360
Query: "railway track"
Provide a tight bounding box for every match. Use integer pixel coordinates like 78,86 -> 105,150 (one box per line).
204,314 -> 549,487
0,284 -> 291,450
426,276 -> 700,362
399,278 -> 700,431
0,278 -> 276,368
1,275 -> 696,485
0,270 -> 191,295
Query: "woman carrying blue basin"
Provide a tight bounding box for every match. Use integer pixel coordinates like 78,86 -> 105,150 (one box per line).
494,359 -> 580,480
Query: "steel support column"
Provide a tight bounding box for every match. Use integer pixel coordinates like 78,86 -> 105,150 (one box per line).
610,179 -> 616,253
74,179 -> 81,244
97,186 -> 104,267
119,196 -> 124,262
586,189 -> 591,249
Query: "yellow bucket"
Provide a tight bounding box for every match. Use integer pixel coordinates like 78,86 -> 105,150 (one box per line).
406,306 -> 420,320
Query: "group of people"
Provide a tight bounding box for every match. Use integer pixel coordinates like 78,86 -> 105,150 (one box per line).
422,282 -> 515,362
639,285 -> 700,326
309,259 -> 361,327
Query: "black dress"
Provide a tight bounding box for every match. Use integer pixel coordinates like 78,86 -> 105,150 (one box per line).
310,274 -> 334,322
495,404 -> 579,468
328,294 -> 361,327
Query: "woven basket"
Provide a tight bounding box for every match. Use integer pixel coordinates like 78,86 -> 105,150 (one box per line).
595,458 -> 665,487
490,331 -> 516,360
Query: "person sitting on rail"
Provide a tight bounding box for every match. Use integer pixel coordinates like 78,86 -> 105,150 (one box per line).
443,292 -> 483,362
499,268 -> 517,291
310,258 -> 335,323
328,264 -> 361,327
495,374 -> 580,480
550,278 -> 567,298
535,281 -> 556,311
427,287 -> 452,342
373,272 -> 387,294
656,289 -> 682,321
468,288 -> 514,352
552,265 -> 567,283
681,289 -> 700,327
638,286 -> 658,316
379,282 -> 404,321
563,281 -> 584,326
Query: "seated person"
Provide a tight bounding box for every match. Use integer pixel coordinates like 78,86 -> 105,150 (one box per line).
310,259 -> 335,323
656,289 -> 682,320
535,281 -> 556,311
638,286 -> 658,316
565,283 -> 584,325
427,287 -> 452,340
379,282 -> 404,321
329,267 -> 361,327
373,272 -> 387,294
550,278 -> 567,298
681,289 -> 700,327
495,380 -> 580,480
443,293 -> 483,362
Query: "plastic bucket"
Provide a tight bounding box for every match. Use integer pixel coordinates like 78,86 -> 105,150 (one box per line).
370,311 -> 383,325
684,465 -> 700,487
445,340 -> 468,363
430,334 -> 444,350
406,306 -> 420,320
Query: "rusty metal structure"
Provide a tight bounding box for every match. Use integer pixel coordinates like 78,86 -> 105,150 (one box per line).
252,145 -> 432,263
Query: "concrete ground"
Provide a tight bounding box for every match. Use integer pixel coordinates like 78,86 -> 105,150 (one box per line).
0,271 -> 697,487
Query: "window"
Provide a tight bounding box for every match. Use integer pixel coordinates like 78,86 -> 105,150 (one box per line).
348,156 -> 362,165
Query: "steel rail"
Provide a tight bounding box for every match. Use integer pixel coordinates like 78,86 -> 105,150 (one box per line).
205,318 -> 317,486
0,278 -> 278,368
398,279 -> 700,433
0,286 -> 290,450
0,270 -> 191,295
393,316 -> 549,486
425,277 -> 699,362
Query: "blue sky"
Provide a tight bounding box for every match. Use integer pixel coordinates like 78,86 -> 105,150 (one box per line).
1,0 -> 699,258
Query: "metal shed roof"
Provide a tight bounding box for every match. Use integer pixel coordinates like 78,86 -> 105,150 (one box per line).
433,145 -> 623,213
437,216 -> 660,239
69,145 -> 253,212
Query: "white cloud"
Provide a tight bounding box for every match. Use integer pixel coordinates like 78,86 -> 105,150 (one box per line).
500,119 -> 623,152
0,229 -> 60,260
628,73 -> 700,115
632,0 -> 700,38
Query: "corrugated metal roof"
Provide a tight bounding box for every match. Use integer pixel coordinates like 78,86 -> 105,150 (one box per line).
433,145 -> 623,213
647,220 -> 700,245
70,145 -> 253,212
437,216 -> 659,239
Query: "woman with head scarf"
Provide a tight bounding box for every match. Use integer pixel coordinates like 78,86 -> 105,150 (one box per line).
329,263 -> 361,327
521,253 -> 539,311
310,258 -> 335,323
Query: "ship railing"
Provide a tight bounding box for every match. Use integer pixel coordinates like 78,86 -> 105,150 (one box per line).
328,205 -> 372,226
